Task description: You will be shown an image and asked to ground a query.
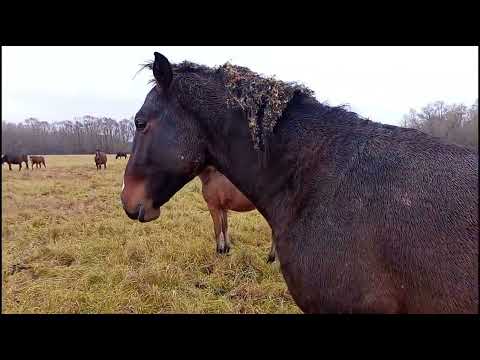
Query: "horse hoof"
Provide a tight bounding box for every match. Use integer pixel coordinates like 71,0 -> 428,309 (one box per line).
216,245 -> 230,255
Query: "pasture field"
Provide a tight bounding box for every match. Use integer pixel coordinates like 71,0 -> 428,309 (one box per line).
1,155 -> 299,313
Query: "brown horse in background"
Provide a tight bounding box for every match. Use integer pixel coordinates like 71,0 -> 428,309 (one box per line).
94,149 -> 107,170
198,166 -> 277,262
1,153 -> 29,171
30,155 -> 46,169
116,152 -> 128,159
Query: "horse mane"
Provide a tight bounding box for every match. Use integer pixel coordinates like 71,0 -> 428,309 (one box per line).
138,59 -> 318,151
137,58 -> 388,161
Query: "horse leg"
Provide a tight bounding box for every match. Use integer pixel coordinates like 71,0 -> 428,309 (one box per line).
8,163 -> 12,171
25,161 -> 29,170
220,209 -> 231,253
209,207 -> 227,254
43,161 -> 46,168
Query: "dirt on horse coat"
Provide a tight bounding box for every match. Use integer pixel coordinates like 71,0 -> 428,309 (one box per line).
30,155 -> 46,169
2,153 -> 29,171
95,150 -> 107,170
198,166 -> 276,261
121,52 -> 478,314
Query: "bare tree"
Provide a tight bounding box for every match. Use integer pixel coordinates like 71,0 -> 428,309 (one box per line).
402,100 -> 478,152
2,115 -> 135,155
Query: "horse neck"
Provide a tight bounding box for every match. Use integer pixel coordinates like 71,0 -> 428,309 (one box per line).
203,107 -> 314,231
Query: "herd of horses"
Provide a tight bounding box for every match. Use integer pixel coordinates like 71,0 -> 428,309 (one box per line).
1,151 -> 128,171
1,154 -> 45,170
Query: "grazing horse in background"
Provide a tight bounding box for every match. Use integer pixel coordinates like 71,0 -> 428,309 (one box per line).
2,153 -> 29,171
198,166 -> 277,261
30,155 -> 46,169
116,152 -> 128,159
121,52 -> 478,314
94,149 -> 107,170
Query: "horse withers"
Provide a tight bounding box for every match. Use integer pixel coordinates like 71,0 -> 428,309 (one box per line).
30,155 -> 46,169
199,166 -> 277,261
2,153 -> 29,171
94,149 -> 107,170
116,152 -> 128,159
121,52 -> 478,314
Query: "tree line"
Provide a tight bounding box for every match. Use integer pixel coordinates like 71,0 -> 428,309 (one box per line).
402,99 -> 478,152
1,99 -> 478,155
1,116 -> 135,155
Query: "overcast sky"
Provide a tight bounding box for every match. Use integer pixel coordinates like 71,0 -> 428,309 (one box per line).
2,46 -> 478,126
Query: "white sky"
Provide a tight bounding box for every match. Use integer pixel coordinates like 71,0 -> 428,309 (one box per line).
2,46 -> 478,126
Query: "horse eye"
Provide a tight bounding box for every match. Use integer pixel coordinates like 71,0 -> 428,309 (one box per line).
135,119 -> 146,130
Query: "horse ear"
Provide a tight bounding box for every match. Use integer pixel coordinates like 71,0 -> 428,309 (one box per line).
153,52 -> 173,90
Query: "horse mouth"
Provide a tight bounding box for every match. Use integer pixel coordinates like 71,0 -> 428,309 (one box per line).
124,203 -> 161,223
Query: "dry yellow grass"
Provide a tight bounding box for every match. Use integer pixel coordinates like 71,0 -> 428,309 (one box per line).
2,155 -> 300,313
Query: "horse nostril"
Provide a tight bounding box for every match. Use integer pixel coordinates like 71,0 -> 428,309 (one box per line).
124,205 -> 140,220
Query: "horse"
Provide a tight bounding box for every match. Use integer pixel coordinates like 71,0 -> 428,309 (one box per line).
30,155 -> 46,169
94,149 -> 107,170
121,52 -> 478,314
1,153 -> 29,171
116,152 -> 128,159
198,166 -> 277,261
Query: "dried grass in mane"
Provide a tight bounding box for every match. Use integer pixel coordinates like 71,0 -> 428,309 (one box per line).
137,60 -> 315,151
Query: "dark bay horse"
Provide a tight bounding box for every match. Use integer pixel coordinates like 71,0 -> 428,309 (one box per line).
198,166 -> 276,261
30,155 -> 46,169
2,153 -> 29,171
116,152 -> 128,159
94,149 -> 107,170
121,52 -> 478,314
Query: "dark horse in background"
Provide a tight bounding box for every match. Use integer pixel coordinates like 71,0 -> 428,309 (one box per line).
30,155 -> 46,169
94,149 -> 107,170
116,152 -> 128,159
121,52 -> 478,313
199,166 -> 277,261
2,153 -> 29,171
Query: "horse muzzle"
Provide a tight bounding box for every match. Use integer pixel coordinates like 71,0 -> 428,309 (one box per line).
123,202 -> 161,222
121,175 -> 161,222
